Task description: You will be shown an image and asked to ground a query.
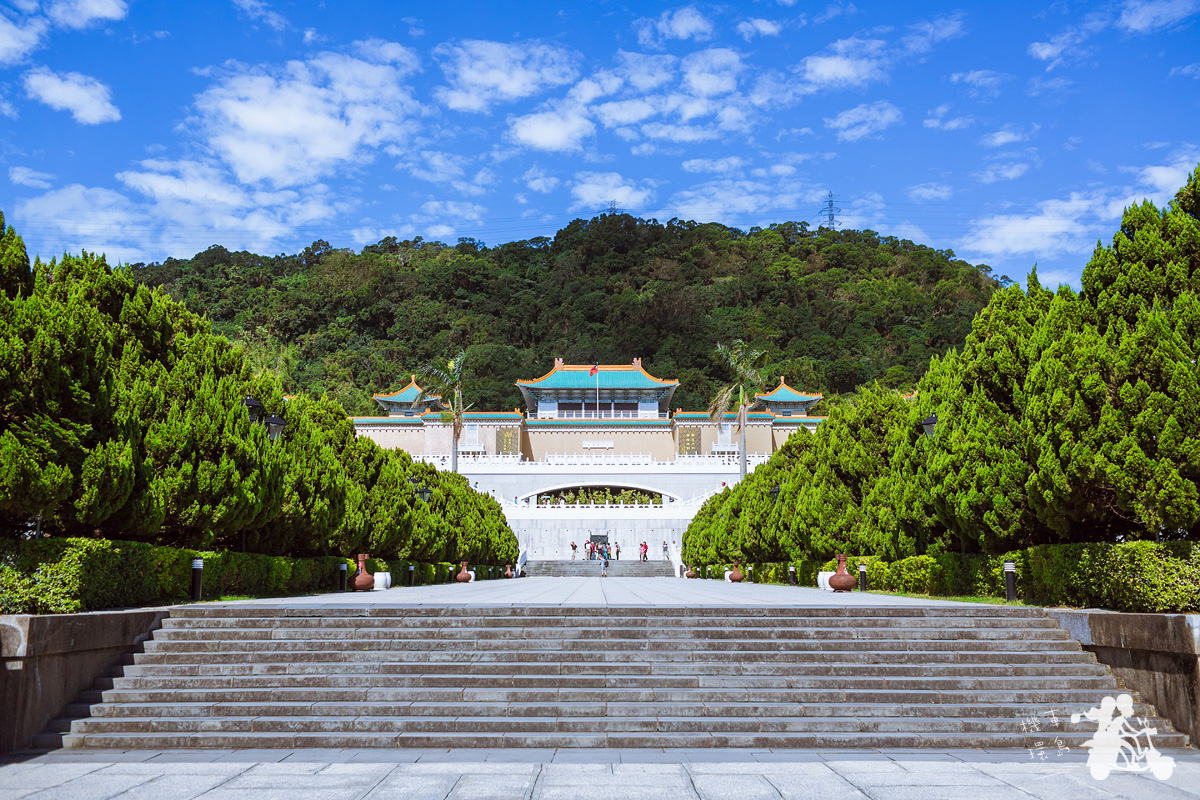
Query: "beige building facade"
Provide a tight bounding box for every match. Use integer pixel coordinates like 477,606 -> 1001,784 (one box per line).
352,360 -> 824,464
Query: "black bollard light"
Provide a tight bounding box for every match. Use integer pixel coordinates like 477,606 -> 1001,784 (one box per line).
1004,560 -> 1017,602
338,562 -> 347,592
409,564 -> 416,587
788,565 -> 796,586
858,563 -> 868,592
190,558 -> 204,602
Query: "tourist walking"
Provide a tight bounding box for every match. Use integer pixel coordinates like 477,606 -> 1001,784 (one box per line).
600,556 -> 608,577
662,541 -> 669,561
615,542 -> 620,560
570,541 -> 577,560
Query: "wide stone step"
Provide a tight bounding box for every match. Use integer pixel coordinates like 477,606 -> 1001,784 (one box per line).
108,676 -> 1114,694
66,713 -> 1143,735
152,626 -> 1068,642
126,649 -> 1099,673
160,615 -> 1061,630
114,663 -> 1109,686
169,609 -> 1051,623
86,699 -> 1153,720
96,685 -> 1129,706
58,601 -> 1189,751
62,729 -> 1190,750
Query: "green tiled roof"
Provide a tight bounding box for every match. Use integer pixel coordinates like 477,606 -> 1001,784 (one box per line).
517,364 -> 678,391
756,381 -> 822,403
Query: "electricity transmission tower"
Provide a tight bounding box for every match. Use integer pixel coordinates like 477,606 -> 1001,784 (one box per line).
822,192 -> 840,229
606,199 -> 623,215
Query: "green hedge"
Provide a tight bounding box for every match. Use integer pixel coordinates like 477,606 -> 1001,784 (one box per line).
689,542 -> 1200,613
0,538 -> 506,614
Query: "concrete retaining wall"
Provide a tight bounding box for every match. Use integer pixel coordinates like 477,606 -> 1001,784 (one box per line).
0,608 -> 168,753
1048,609 -> 1200,738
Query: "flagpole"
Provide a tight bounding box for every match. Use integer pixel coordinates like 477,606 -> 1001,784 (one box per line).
595,368 -> 600,419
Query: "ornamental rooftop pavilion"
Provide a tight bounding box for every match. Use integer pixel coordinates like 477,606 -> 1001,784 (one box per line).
352,359 -> 825,464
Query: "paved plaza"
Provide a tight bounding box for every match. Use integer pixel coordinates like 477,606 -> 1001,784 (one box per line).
4,748 -> 1199,799
4,578 -> 1194,798
220,576 -> 977,608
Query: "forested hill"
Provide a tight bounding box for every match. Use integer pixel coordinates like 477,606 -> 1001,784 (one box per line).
133,215 -> 1002,416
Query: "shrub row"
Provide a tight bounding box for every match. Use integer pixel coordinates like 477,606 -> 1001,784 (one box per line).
0,538 -> 507,615
686,541 -> 1200,613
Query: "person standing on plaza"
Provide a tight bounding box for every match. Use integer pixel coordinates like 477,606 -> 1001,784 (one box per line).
570,541 -> 577,560
615,542 -> 620,560
662,541 -> 669,561
601,556 -> 608,577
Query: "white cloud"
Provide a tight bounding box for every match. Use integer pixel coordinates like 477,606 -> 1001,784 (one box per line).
813,3 -> 859,24
45,0 -> 126,29
950,69 -> 1010,98
641,122 -> 721,142
656,177 -> 825,227
23,67 -> 120,123
977,161 -> 1031,183
568,171 -> 654,212
614,51 -> 676,93
682,157 -> 747,175
418,200 -> 485,222
0,12 -> 47,65
399,150 -> 493,195
824,100 -> 902,142
522,166 -> 560,193
799,37 -> 888,90
231,0 -> 288,31
16,183 -> 147,262
737,18 -> 782,41
508,102 -> 595,151
594,97 -> 658,128
303,28 -> 320,44
116,158 -> 347,253
9,165 -> 54,188
193,43 -> 421,187
680,48 -> 744,97
567,72 -> 621,104
1116,0 -> 1199,32
1027,28 -> 1090,69
434,39 -> 576,112
901,14 -> 966,55
1134,145 -> 1200,197
1170,63 -> 1200,78
1027,76 -> 1074,96
923,103 -> 973,130
979,124 -> 1038,147
960,191 -> 1108,259
907,182 -> 953,201
636,6 -> 713,47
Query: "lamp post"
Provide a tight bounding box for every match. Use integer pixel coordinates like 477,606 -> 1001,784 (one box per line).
769,485 -> 780,504
265,414 -> 286,442
408,477 -> 432,503
920,412 -> 938,438
242,396 -> 264,424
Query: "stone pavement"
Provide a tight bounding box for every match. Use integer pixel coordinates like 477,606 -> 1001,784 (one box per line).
219,576 -> 975,608
3,748 -> 1199,799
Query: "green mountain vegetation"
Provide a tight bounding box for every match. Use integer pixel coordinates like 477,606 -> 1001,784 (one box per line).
683,165 -> 1200,566
0,211 -> 517,565
132,217 -> 1003,415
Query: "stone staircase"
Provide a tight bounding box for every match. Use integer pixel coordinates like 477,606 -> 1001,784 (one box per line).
56,604 -> 1188,750
523,559 -> 676,577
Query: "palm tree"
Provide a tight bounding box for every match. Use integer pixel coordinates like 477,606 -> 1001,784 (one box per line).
708,340 -> 768,479
414,350 -> 471,474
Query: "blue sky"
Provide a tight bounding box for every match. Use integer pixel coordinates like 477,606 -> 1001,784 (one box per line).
1,0 -> 1198,287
